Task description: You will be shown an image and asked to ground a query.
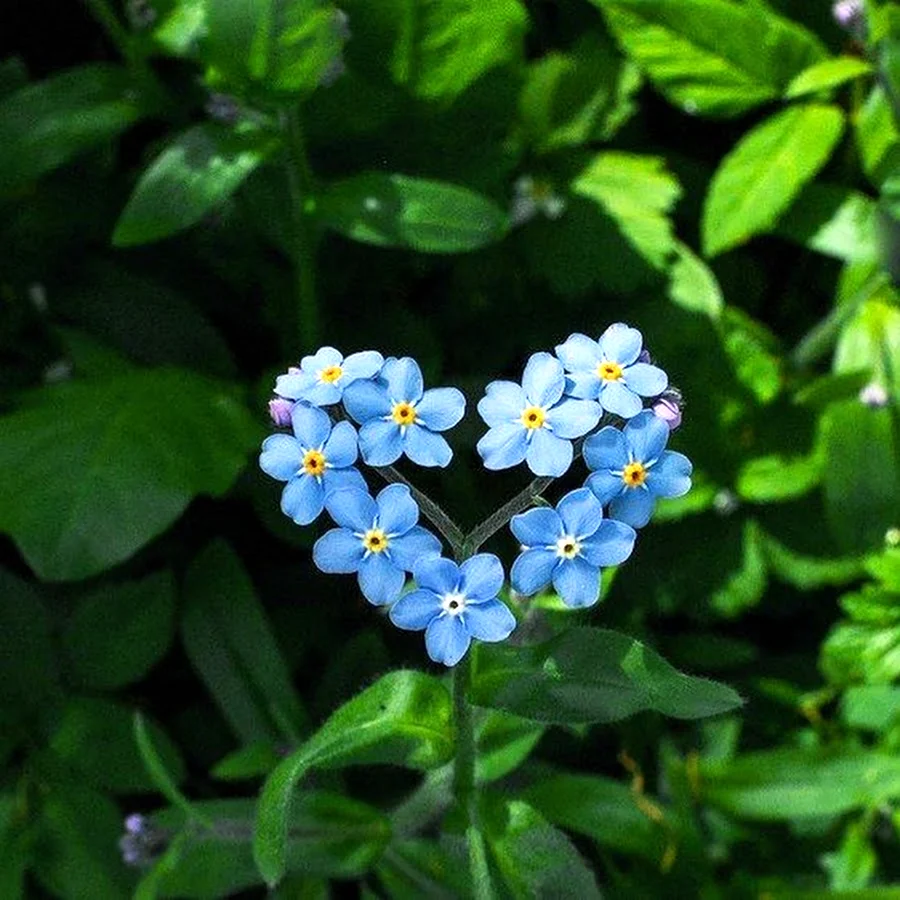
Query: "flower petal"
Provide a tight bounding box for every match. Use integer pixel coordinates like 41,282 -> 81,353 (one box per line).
557,488 -> 604,539
598,323 -> 642,366
463,599 -> 516,642
389,526 -> 442,572
260,434 -> 301,481
555,333 -> 601,372
341,350 -> 384,382
477,423 -> 528,470
599,381 -> 643,418
359,420 -> 403,466
404,426 -> 453,468
324,487 -> 377,531
510,507 -> 562,547
579,519 -> 636,567
552,556 -> 601,609
525,428 -> 572,477
358,553 -> 405,606
321,466 -> 367,497
416,387 -> 466,432
478,381 -> 526,426
291,404 -> 332,448
425,615 -> 471,666
343,379 -> 391,424
624,362 -> 668,397
390,589 -> 441,631
564,371 -> 601,400
313,527 -> 364,573
522,352 -> 564,407
413,556 -> 459,595
302,346 -> 343,371
280,475 -> 324,525
610,489 -> 655,528
625,410 -> 669,463
274,371 -> 314,400
382,357 -> 424,403
303,382 -> 342,406
323,420 -> 358,468
510,549 -> 557,595
459,553 -> 504,602
545,398 -> 601,439
376,483 -> 418,534
583,426 -> 628,472
647,450 -> 693,498
586,470 -> 625,506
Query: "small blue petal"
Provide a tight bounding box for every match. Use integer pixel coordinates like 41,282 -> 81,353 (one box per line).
586,470 -> 625,506
280,475 -> 324,525
359,420 -> 404,466
303,382 -> 342,406
404,426 -> 453,468
564,371 -> 601,400
358,553 -> 405,606
341,350 -> 384,381
324,487 -> 377,531
610,489 -> 656,528
416,387 -> 466,432
552,556 -> 601,608
477,423 -> 528,470
599,381 -> 643,418
555,333 -> 600,371
459,554 -> 504,602
522,352 -> 565,407
323,420 -> 358,468
425,615 -> 471,666
414,557 -> 460,595
624,362 -> 668,397
382,357 -> 424,403
303,346 -> 343,371
598,323 -> 642,366
313,527 -> 365,573
579,519 -> 636,567
389,526 -> 442,572
510,549 -> 557,595
545,398 -> 601,439
463,599 -> 516,642
557,488 -> 604,539
275,372 -> 314,400
626,410 -> 669,463
583,426 -> 628,472
260,434 -> 301,481
525,428 -> 572,477
291,404 -> 332,448
390,589 -> 442,630
510,507 -> 562,547
376,484 -> 418,534
343,379 -> 392,424
322,466 -> 367,496
647,451 -> 693,498
478,381 -> 526,427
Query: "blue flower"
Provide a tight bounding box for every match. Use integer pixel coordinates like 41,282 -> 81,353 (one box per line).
313,484 -> 441,606
583,410 -> 692,528
342,357 -> 466,468
260,405 -> 366,525
510,488 -> 635,608
476,352 -> 601,477
275,346 -> 384,407
390,554 -> 516,666
555,324 -> 668,419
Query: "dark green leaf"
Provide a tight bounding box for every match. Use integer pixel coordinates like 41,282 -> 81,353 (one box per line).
475,711 -> 544,784
212,742 -> 282,781
710,520 -> 768,617
0,794 -> 32,900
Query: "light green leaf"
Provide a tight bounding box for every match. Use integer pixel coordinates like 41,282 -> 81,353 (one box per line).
134,712 -> 201,823
736,453 -> 821,503
856,85 -> 900,183
253,671 -> 453,887
785,57 -> 873,99
722,306 -> 783,402
475,711 -> 544,784
834,295 -> 900,401
710,519 -> 768,617
470,627 -> 743,724
594,0 -> 826,118
841,684 -> 900,732
703,104 -> 845,256
823,820 -> 877,891
319,172 -> 509,253
571,152 -> 681,269
668,241 -> 724,319
0,369 -> 260,581
762,532 -> 865,591
113,124 -> 271,246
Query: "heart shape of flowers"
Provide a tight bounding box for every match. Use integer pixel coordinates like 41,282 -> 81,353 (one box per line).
260,323 -> 692,666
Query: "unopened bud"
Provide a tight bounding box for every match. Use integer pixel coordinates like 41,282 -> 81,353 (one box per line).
652,388 -> 683,430
859,381 -> 889,408
268,398 -> 295,427
833,0 -> 865,35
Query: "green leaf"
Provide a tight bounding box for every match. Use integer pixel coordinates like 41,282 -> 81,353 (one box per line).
668,241 -> 724,319
710,519 -> 768,617
784,57 -> 873,99
0,369 -> 260,581
153,0 -> 207,56
822,619 -> 900,684
834,295 -> 900,401
571,152 -> 681,269
0,793 -> 32,900
823,819 -> 877,891
703,104 -> 845,256
375,839 -> 469,899
181,540 -> 307,745
212,742 -> 282,781
0,64 -> 147,196
475,711 -> 544,784
841,684 -> 900,732
253,670 -> 453,887
62,571 -> 175,690
470,627 -> 743,725
763,531 -> 865,591
112,124 -> 270,246
736,453 -> 821,503
319,172 -> 509,253
856,85 -> 900,183
722,307 -> 783,402
594,0 -> 826,118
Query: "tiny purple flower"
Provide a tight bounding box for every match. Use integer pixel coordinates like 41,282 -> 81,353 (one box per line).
268,397 -> 295,427
652,389 -> 683,430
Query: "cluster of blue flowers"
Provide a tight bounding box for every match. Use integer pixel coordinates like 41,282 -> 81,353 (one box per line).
260,325 -> 691,666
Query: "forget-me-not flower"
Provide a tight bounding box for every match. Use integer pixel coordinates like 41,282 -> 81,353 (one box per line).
476,352 -> 601,477
313,484 -> 441,606
342,357 -> 466,468
555,324 -> 668,419
390,554 -> 516,666
510,488 -> 635,608
584,410 -> 692,528
260,405 -> 365,525
275,346 -> 384,407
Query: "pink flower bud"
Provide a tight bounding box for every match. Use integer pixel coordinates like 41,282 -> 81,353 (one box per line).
652,392 -> 682,430
268,398 -> 294,427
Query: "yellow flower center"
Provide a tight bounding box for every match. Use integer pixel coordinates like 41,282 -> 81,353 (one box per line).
441,592 -> 467,616
622,461 -> 647,488
362,528 -> 389,553
391,401 -> 417,426
520,405 -> 546,430
302,449 -> 327,476
319,365 -> 343,383
556,536 -> 581,560
597,361 -> 623,382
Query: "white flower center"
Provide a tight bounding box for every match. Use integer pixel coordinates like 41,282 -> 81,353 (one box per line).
441,592 -> 467,616
555,535 -> 581,560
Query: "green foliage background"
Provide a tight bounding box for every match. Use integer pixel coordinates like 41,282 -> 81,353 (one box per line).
2,0 -> 900,896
